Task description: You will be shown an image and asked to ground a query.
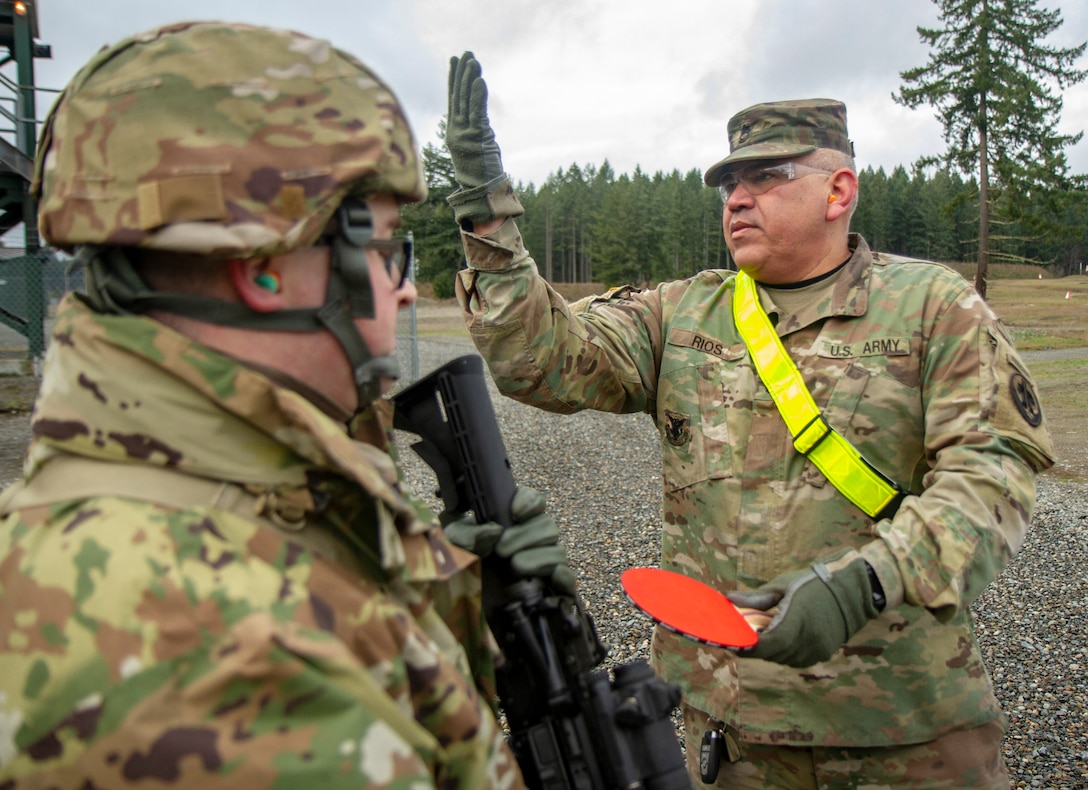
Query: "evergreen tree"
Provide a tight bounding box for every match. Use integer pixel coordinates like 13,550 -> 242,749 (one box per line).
400,141 -> 463,298
1046,189 -> 1088,275
592,173 -> 641,286
885,165 -> 915,255
551,164 -> 591,282
925,169 -> 963,262
854,166 -> 893,252
656,169 -> 708,280
519,181 -> 556,281
592,169 -> 659,286
895,0 -> 1087,298
700,177 -> 729,272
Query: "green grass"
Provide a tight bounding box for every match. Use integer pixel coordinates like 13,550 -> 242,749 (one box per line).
1007,328 -> 1086,351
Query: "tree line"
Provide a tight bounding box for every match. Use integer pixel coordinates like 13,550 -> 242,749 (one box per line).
403,143 -> 1088,298
404,0 -> 1088,299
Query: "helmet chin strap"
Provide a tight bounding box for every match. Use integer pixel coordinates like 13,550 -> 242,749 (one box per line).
318,200 -> 401,409
75,199 -> 399,413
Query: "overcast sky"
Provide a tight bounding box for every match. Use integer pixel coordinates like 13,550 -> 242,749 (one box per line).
20,0 -> 1088,186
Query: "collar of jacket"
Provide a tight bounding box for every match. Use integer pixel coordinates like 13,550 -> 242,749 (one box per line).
761,233 -> 875,337
26,295 -> 458,578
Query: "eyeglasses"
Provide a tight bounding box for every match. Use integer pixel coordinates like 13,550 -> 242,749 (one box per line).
718,161 -> 834,201
364,236 -> 413,289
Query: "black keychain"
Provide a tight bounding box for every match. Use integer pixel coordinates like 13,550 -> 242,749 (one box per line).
700,721 -> 742,784
700,727 -> 723,783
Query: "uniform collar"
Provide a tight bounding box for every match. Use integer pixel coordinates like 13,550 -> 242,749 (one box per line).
28,295 -> 447,576
763,233 -> 873,335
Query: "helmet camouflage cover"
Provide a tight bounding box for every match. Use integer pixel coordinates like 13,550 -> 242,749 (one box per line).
33,21 -> 427,258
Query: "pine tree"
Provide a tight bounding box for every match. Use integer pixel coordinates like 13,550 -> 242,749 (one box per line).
895,0 -> 1086,298
400,141 -> 463,299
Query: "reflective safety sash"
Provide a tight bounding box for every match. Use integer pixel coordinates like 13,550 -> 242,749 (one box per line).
732,270 -> 906,520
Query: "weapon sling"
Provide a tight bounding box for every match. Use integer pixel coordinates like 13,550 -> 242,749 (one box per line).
732,270 -> 906,520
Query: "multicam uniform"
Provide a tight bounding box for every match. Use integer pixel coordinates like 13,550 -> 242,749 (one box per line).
455,221 -> 1054,748
0,294 -> 523,788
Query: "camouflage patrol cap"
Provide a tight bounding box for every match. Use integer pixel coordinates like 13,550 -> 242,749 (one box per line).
703,98 -> 853,187
33,21 -> 427,257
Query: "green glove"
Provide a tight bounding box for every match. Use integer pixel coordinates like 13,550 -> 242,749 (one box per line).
442,486 -> 577,596
445,51 -> 524,224
726,549 -> 880,668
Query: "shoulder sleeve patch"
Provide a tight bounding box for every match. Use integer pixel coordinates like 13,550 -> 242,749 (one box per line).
1009,371 -> 1043,427
983,325 -> 1054,469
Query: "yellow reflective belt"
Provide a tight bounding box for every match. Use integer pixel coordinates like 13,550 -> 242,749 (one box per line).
732,270 -> 904,519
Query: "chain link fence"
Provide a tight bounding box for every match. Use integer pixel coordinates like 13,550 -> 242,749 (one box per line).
0,249 -> 76,371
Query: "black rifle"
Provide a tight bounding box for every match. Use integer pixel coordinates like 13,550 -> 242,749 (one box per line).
393,355 -> 691,790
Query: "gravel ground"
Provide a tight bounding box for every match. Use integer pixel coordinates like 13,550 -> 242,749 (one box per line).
1,332 -> 1084,788
394,337 -> 1088,790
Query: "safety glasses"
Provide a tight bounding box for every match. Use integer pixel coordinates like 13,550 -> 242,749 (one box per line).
718,161 -> 834,201
364,236 -> 413,289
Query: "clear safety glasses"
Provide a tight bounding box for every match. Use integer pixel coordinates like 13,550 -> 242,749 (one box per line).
718,161 -> 834,201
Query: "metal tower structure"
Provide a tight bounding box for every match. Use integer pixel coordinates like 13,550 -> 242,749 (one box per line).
0,0 -> 51,360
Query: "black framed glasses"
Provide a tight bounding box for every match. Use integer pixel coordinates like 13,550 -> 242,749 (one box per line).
328,201 -> 414,295
364,236 -> 413,289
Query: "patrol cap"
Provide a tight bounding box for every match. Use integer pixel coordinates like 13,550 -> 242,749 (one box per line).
33,21 -> 427,258
703,98 -> 853,187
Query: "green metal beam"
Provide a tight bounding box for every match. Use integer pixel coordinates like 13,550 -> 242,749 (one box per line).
12,0 -> 42,357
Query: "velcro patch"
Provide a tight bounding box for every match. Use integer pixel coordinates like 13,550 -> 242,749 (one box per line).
279,184 -> 307,219
137,174 -> 228,230
817,337 -> 910,359
668,329 -> 746,360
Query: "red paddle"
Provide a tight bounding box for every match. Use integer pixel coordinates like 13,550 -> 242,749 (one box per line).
621,567 -> 761,649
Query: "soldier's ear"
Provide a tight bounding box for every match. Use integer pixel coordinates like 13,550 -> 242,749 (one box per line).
229,258 -> 284,313
825,170 -> 857,220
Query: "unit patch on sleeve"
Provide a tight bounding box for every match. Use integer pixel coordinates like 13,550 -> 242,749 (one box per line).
663,410 -> 692,447
1009,372 -> 1043,427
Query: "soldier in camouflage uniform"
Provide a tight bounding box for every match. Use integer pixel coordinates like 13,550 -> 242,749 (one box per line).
443,52 -> 1055,788
0,23 -> 576,788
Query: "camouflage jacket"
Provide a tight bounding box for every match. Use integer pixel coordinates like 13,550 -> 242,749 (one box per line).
455,220 -> 1054,747
0,295 -> 523,787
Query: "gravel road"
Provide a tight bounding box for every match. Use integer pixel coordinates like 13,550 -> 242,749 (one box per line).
1,332 -> 1084,788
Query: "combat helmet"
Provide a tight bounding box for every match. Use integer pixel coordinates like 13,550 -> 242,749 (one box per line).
33,20 -> 427,407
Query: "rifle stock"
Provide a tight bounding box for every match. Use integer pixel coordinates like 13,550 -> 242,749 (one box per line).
393,355 -> 691,790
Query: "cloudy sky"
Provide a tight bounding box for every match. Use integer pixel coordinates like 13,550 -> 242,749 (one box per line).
20,0 -> 1088,186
